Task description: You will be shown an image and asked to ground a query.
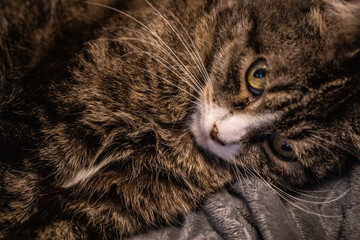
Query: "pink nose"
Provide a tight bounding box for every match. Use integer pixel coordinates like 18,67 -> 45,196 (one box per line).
210,125 -> 225,146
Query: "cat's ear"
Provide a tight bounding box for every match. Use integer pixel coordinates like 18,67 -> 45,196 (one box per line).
307,0 -> 360,60
320,0 -> 360,37
322,0 -> 360,19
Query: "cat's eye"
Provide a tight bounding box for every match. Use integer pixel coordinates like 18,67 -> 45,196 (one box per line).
269,135 -> 296,161
246,60 -> 267,96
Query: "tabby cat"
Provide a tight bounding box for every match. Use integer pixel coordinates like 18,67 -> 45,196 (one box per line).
0,0 -> 359,239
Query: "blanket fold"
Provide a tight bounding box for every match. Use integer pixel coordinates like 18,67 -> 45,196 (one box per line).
128,163 -> 360,240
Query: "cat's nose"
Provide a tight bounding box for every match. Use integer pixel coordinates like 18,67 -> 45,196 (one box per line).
210,125 -> 225,146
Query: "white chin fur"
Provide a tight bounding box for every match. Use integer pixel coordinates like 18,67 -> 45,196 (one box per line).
190,102 -> 277,162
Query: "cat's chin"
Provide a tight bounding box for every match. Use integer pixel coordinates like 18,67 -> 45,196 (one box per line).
196,133 -> 241,162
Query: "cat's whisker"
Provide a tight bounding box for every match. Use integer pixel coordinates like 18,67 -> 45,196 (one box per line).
131,46 -> 201,93
278,195 -> 341,218
245,167 -> 318,214
151,1 -> 211,86
285,186 -> 349,202
255,169 -> 346,205
82,1 -> 202,96
230,162 -> 246,191
240,166 -> 324,217
103,27 -> 202,90
285,188 -> 336,199
286,186 -> 341,194
145,0 -> 208,88
99,29 -> 204,93
243,166 -> 342,218
142,17 -> 206,90
128,64 -> 203,105
100,36 -> 203,95
139,47 -> 203,93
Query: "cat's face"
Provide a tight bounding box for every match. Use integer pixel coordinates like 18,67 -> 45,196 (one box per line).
191,0 -> 360,186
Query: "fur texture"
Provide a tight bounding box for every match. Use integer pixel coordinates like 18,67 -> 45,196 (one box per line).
0,0 -> 359,239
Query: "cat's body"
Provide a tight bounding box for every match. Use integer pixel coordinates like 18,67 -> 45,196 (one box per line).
0,0 -> 359,239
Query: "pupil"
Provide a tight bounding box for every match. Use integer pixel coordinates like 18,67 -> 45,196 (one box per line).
281,142 -> 292,151
253,69 -> 266,79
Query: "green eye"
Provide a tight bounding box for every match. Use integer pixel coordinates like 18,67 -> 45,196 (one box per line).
246,60 -> 267,96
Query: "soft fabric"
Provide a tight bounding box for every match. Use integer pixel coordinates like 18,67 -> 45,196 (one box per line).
128,163 -> 360,240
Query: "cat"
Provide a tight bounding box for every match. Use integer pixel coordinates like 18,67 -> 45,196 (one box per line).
0,0 -> 359,239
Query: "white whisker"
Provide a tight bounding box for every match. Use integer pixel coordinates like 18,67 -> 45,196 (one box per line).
144,0 -> 208,88
244,165 -> 343,218
98,27 -> 204,93
285,187 -> 349,203
82,1 -> 202,94
127,63 -> 203,104
152,1 -> 211,84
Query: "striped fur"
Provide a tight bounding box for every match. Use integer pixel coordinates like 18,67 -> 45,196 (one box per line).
0,0 -> 359,238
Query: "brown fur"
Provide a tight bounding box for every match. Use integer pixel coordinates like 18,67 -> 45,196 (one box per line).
0,0 -> 359,239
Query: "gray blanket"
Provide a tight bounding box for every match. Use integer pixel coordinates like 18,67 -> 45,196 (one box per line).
127,163 -> 360,240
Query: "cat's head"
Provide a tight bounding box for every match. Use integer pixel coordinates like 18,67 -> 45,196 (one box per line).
191,0 -> 360,187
